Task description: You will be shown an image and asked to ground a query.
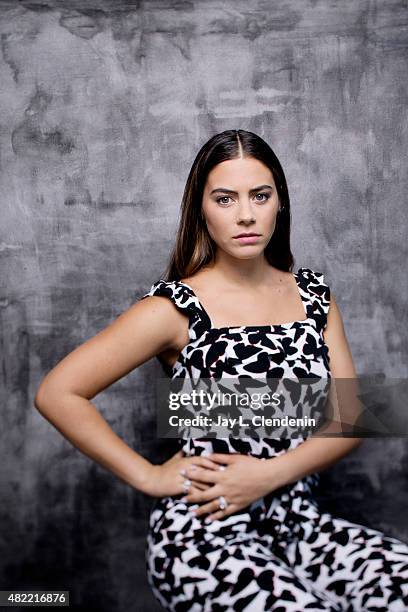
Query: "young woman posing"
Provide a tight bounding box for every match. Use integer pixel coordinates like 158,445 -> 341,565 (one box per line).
35,130 -> 408,611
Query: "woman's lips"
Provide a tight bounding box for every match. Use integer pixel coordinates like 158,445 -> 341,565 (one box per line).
233,235 -> 261,244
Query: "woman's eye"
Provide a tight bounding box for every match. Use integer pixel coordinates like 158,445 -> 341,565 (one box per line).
216,196 -> 232,205
255,193 -> 270,202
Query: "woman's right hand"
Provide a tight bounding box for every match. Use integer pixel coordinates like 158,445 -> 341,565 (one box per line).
143,450 -> 223,498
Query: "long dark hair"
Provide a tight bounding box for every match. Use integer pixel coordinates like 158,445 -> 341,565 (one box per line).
164,129 -> 294,281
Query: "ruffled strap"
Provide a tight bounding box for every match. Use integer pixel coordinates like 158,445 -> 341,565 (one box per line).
141,279 -> 211,342
297,267 -> 331,332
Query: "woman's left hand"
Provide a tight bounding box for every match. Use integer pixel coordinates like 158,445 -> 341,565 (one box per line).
181,453 -> 278,522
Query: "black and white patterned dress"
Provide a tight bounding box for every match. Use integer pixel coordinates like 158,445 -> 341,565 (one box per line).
141,267 -> 408,611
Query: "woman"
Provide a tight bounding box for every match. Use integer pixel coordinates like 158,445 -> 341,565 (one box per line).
35,130 -> 408,611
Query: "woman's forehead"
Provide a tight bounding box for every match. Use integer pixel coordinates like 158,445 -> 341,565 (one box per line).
206,158 -> 274,189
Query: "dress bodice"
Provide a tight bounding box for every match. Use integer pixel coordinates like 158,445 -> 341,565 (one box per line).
141,267 -> 331,380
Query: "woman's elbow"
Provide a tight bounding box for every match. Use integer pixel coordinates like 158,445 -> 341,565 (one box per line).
34,381 -> 50,413
34,375 -> 60,413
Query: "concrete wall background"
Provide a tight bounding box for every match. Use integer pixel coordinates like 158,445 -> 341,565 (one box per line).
0,1 -> 407,610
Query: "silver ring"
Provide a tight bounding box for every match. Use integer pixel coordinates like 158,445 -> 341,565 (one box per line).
218,465 -> 226,471
218,495 -> 228,510
182,478 -> 191,491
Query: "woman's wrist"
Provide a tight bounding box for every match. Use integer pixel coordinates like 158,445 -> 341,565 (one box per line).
134,461 -> 159,496
262,437 -> 362,493
262,454 -> 294,492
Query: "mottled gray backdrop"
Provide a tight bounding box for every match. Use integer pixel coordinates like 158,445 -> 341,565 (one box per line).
1,0 -> 407,610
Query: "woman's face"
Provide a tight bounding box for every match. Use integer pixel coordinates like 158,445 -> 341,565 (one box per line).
201,157 -> 281,259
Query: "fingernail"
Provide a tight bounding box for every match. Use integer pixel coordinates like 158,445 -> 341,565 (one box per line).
204,517 -> 212,523
181,496 -> 188,502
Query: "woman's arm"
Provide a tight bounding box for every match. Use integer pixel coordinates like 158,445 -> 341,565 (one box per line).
262,292 -> 364,491
34,293 -> 188,495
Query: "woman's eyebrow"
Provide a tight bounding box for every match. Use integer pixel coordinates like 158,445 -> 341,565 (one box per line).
210,184 -> 273,195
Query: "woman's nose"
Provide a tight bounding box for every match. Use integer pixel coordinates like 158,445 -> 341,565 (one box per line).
237,200 -> 255,222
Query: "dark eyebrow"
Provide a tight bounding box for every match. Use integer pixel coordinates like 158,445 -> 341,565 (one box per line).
209,184 -> 274,196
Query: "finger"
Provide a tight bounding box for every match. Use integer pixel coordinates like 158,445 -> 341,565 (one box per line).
205,507 -> 234,522
182,481 -> 212,502
188,484 -> 222,507
196,456 -> 225,471
179,470 -> 212,496
180,476 -> 213,497
190,480 -> 209,491
185,457 -> 223,472
188,485 -> 204,496
191,501 -> 217,517
184,474 -> 213,488
184,483 -> 220,504
185,466 -> 218,484
197,460 -> 226,473
180,458 -> 217,477
181,484 -> 212,504
193,497 -> 226,518
207,453 -> 235,464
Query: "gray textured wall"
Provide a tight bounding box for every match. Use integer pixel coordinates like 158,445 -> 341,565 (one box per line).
1,1 -> 407,610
